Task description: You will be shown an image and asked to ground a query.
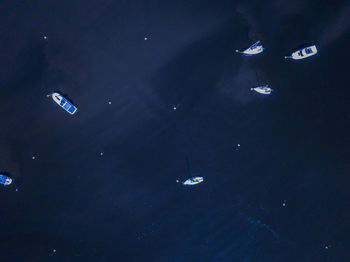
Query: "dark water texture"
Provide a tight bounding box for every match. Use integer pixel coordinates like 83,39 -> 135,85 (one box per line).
0,0 -> 350,261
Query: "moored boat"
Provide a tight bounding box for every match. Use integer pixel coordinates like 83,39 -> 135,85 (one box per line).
285,45 -> 317,60
182,176 -> 204,186
176,158 -> 204,186
50,92 -> 77,115
251,85 -> 273,95
236,41 -> 264,56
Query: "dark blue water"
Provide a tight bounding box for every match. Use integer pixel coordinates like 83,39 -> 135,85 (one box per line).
0,0 -> 350,261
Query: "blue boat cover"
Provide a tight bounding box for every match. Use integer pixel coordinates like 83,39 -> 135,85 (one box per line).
68,106 -> 76,113
0,175 -> 9,185
63,103 -> 70,110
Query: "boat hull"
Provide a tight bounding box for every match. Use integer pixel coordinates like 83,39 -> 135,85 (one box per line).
182,176 -> 204,186
286,45 -> 317,60
236,41 -> 264,56
242,46 -> 263,56
251,85 -> 272,95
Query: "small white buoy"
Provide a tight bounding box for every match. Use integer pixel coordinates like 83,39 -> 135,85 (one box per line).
100,152 -> 104,156
282,200 -> 286,207
32,156 -> 36,160
53,249 -> 56,253
176,179 -> 179,183
144,36 -> 148,41
173,106 -> 177,110
15,188 -> 19,192
237,144 -> 240,147
108,101 -> 112,105
43,36 -> 47,40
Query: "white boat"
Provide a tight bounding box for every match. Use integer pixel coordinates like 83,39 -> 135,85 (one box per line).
176,158 -> 204,186
50,92 -> 77,115
0,174 -> 12,186
285,45 -> 317,60
182,176 -> 204,186
236,41 -> 264,56
251,85 -> 273,95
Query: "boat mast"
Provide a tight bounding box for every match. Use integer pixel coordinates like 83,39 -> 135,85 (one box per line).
251,41 -> 260,48
255,71 -> 260,86
186,157 -> 192,176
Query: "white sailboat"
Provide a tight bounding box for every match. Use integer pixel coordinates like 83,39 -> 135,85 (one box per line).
251,72 -> 272,95
251,85 -> 273,95
182,176 -> 204,186
236,41 -> 264,56
285,45 -> 317,60
176,158 -> 204,186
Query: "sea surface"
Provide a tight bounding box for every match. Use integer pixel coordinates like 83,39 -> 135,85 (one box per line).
0,0 -> 349,261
